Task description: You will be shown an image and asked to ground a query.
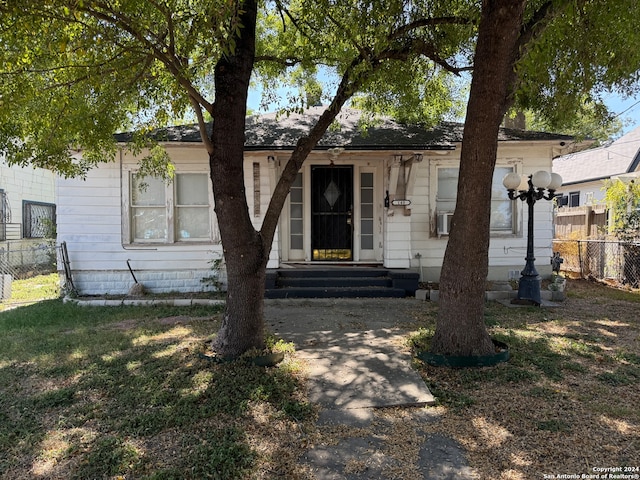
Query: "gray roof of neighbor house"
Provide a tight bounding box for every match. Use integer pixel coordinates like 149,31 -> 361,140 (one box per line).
553,125 -> 640,185
115,107 -> 575,151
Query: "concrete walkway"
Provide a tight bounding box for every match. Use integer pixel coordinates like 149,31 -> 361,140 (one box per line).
264,298 -> 476,480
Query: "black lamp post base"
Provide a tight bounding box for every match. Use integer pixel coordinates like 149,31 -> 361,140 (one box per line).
511,297 -> 540,306
512,274 -> 542,306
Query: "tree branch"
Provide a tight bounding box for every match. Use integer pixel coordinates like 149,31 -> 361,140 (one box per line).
516,0 -> 567,56
389,15 -> 475,41
189,96 -> 214,154
260,51 -> 378,249
77,2 -> 213,112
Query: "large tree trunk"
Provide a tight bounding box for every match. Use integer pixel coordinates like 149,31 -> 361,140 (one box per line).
209,0 -> 266,358
430,0 -> 525,356
207,0 -> 365,357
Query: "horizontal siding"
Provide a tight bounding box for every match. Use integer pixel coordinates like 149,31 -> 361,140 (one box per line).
57,142 -> 560,292
407,145 -> 556,279
57,153 -> 223,294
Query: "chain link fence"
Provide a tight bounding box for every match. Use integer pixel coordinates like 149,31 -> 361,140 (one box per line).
0,242 -> 57,280
553,238 -> 640,288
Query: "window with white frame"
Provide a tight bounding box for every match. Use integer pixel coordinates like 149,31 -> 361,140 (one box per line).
130,173 -> 212,243
435,164 -> 516,235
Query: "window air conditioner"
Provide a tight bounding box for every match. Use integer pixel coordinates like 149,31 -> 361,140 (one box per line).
437,212 -> 454,236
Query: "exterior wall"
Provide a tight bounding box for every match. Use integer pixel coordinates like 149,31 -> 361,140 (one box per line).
57,140 -> 560,295
407,143 -> 556,282
57,147 -> 226,295
0,157 -> 55,241
555,179 -> 606,207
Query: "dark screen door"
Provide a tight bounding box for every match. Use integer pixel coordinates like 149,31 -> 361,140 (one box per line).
311,166 -> 353,260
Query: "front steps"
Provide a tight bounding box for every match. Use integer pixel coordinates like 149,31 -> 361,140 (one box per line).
265,267 -> 419,299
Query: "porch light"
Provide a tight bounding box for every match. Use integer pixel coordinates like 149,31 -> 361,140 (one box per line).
503,170 -> 562,306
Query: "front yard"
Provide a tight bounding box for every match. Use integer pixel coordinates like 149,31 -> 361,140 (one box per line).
0,276 -> 638,479
410,280 -> 640,479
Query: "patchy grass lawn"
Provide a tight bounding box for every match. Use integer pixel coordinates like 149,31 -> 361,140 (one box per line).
1,277 -> 638,479
410,279 -> 640,479
0,273 -> 60,311
0,300 -> 314,479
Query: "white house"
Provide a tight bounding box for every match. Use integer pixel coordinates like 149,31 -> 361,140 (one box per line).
553,125 -> 640,207
0,156 -> 56,243
56,108 -> 575,295
0,156 -> 56,297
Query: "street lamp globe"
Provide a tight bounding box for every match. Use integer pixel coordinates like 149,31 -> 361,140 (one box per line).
548,172 -> 562,191
532,170 -> 552,189
502,172 -> 521,191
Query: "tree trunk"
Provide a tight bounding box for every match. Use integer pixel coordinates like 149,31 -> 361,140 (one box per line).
209,0 -> 267,357
207,0 -> 363,357
430,0 -> 526,356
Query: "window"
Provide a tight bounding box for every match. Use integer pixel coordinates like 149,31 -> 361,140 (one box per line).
360,172 -> 374,250
23,201 -> 56,238
435,165 -> 515,234
490,167 -> 515,231
569,191 -> 580,207
585,192 -> 594,205
289,173 -> 303,250
130,173 -> 211,243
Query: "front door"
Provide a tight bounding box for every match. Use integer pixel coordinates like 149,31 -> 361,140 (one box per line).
311,166 -> 353,260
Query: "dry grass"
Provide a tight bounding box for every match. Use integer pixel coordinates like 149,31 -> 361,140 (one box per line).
2,279 -> 638,479
410,279 -> 640,479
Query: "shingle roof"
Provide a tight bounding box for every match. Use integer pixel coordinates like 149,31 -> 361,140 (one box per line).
115,106 -> 574,150
553,126 -> 640,185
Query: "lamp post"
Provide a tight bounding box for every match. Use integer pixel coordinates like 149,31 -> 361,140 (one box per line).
503,170 -> 562,306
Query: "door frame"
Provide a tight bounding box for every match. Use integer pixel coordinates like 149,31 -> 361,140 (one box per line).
279,155 -> 383,263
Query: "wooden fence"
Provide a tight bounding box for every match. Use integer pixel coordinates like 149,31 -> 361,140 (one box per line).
555,205 -> 608,239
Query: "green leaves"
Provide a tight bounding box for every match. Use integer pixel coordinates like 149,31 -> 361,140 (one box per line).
603,178 -> 640,241
515,0 -> 640,130
2,0 -> 640,178
0,1 -> 232,175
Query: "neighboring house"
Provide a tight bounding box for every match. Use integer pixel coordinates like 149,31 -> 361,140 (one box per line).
553,125 -> 640,207
0,155 -> 56,294
0,156 -> 56,244
56,107 -> 575,295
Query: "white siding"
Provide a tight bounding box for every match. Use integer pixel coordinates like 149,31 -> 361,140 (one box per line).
406,143 -> 556,282
57,140 -> 561,294
57,151 -> 225,295
0,156 -> 55,241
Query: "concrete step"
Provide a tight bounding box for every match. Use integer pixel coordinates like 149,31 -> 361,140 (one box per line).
264,286 -> 407,299
277,276 -> 392,288
265,267 -> 419,299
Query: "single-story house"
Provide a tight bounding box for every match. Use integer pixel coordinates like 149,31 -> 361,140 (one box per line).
56,107 -> 576,295
553,125 -> 640,207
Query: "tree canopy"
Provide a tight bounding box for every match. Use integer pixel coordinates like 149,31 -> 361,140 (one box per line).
2,0 -> 640,356
3,1 -> 639,171
0,0 -> 473,176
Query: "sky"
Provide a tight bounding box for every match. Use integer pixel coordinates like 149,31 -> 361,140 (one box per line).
601,93 -> 640,135
247,78 -> 640,137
